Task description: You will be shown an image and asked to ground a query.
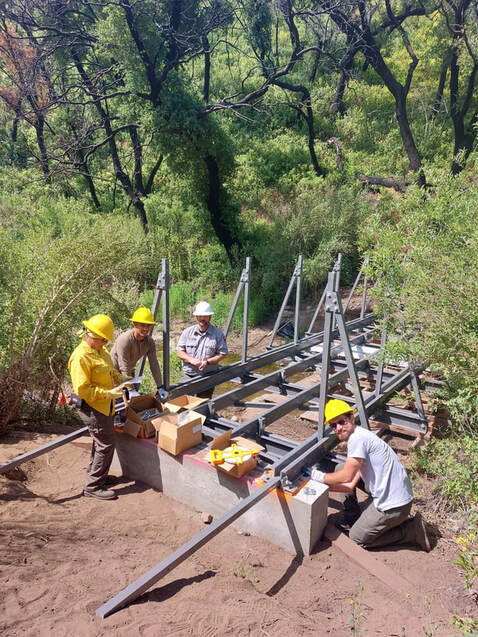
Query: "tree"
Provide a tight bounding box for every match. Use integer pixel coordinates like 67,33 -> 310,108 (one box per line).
0,22 -> 52,181
316,0 -> 433,184
441,0 -> 478,174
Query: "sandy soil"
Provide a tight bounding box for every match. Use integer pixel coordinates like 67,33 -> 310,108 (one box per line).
1,316 -> 477,636
1,423 -> 477,637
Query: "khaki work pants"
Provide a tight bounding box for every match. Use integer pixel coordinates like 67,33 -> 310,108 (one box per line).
336,461 -> 413,548
78,403 -> 115,492
349,498 -> 413,548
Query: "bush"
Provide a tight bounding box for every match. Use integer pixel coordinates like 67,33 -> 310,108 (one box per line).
240,176 -> 368,306
412,436 -> 478,510
364,155 -> 478,433
0,203 -> 147,432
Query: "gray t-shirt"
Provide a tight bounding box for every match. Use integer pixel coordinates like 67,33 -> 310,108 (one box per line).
347,426 -> 413,512
110,328 -> 162,386
176,324 -> 228,375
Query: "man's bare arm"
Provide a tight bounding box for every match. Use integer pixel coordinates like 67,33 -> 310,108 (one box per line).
323,457 -> 363,487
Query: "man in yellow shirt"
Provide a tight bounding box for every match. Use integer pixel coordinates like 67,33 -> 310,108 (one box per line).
68,313 -> 125,500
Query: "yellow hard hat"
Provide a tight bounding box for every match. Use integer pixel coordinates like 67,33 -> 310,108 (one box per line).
130,307 -> 156,325
82,313 -> 114,342
324,398 -> 356,424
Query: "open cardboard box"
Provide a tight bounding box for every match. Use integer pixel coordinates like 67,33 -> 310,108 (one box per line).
152,409 -> 205,456
123,392 -> 164,439
164,394 -> 207,413
209,430 -> 264,478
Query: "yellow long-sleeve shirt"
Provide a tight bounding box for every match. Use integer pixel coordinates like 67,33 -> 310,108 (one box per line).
68,339 -> 122,416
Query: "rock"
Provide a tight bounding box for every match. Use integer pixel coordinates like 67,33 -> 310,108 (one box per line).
201,512 -> 213,524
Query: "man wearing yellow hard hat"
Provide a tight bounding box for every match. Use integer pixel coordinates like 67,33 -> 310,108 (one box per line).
68,314 -> 126,500
309,398 -> 431,551
111,307 -> 162,390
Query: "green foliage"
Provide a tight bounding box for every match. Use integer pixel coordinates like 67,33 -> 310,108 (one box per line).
412,436 -> 478,510
0,183 -> 147,419
454,532 -> 478,593
140,280 -> 267,331
364,156 -> 478,432
451,614 -> 478,636
238,169 -> 368,305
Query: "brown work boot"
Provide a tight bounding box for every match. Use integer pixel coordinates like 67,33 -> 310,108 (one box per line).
410,512 -> 431,552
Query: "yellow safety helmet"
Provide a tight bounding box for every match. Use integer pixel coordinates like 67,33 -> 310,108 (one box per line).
130,307 -> 156,325
82,313 -> 114,342
324,398 -> 356,424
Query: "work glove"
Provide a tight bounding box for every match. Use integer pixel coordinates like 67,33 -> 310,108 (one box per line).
106,387 -> 124,399
156,386 -> 168,402
310,468 -> 326,483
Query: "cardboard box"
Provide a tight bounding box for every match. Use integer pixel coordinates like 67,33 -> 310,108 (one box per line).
164,395 -> 207,413
153,409 -> 205,456
123,393 -> 164,438
209,430 -> 264,478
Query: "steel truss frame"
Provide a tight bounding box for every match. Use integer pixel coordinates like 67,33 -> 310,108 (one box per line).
96,260 -> 431,618
0,255 -> 435,617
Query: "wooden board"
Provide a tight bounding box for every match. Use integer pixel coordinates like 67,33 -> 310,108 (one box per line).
324,520 -> 413,596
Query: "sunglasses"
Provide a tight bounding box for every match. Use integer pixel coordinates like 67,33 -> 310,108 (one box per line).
329,417 -> 349,429
87,332 -> 107,342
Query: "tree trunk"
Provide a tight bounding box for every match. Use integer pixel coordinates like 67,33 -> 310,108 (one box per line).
35,115 -> 51,184
331,46 -> 357,119
394,90 -> 422,176
203,36 -> 210,103
11,114 -> 19,142
432,56 -> 449,114
204,153 -> 241,263
82,164 -> 101,209
306,104 -> 324,177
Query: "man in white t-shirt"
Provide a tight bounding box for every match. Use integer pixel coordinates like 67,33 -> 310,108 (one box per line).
311,399 -> 431,551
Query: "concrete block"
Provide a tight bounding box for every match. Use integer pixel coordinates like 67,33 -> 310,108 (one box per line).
114,433 -> 329,555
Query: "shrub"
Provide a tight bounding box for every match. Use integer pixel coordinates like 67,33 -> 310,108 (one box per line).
0,208 -> 146,432
364,155 -> 478,434
412,436 -> 478,510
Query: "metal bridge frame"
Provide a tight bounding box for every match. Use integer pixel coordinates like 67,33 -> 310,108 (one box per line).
95,259 -> 431,618
0,256 -> 436,620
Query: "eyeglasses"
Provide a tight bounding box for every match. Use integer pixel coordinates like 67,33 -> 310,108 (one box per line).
329,417 -> 348,429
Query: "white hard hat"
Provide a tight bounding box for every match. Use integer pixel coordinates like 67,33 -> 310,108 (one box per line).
193,301 -> 214,316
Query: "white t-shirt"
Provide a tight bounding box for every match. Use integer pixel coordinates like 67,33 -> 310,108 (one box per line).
347,427 -> 413,512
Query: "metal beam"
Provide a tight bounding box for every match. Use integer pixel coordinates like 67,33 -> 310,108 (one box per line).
267,256 -> 303,348
0,427 -> 88,474
230,356 -> 371,439
137,259 -> 170,388
190,326 -> 376,417
96,476 -> 281,618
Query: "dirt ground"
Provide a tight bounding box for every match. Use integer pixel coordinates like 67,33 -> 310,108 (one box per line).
1,424 -> 477,637
1,316 -> 477,636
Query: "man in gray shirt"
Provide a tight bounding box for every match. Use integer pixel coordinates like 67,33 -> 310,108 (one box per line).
310,398 -> 431,551
111,307 -> 162,389
176,301 -> 228,398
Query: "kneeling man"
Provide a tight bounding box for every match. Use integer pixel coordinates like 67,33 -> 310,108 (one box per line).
311,399 -> 431,551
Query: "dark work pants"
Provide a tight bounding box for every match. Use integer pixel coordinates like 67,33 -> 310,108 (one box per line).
78,403 -> 115,492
